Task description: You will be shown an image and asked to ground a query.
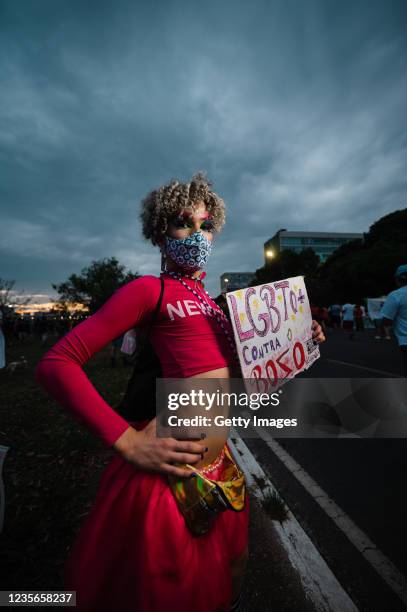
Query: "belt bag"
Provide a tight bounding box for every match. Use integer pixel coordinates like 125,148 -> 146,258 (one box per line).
168,444 -> 246,537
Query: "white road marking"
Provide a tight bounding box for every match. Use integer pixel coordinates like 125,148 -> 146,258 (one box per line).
249,424 -> 407,607
323,358 -> 403,378
228,432 -> 359,612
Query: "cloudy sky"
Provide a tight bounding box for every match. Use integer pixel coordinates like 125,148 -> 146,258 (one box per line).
1,0 -> 406,300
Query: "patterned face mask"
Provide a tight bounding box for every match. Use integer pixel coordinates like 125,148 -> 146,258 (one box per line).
163,230 -> 213,271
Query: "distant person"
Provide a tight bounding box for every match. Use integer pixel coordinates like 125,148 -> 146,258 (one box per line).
311,306 -> 328,334
310,304 -> 320,320
110,333 -> 126,367
320,306 -> 329,334
342,302 -> 355,339
120,329 -> 138,357
119,329 -> 138,366
354,304 -> 365,332
380,264 -> 407,375
367,297 -> 391,340
373,318 -> 391,341
328,303 -> 342,329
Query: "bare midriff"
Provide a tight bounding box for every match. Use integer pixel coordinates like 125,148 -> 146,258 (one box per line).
177,364 -> 240,470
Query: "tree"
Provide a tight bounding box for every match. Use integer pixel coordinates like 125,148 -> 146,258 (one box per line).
0,278 -> 31,315
318,208 -> 407,303
253,248 -> 321,286
52,257 -> 141,314
364,208 -> 407,247
249,208 -> 406,305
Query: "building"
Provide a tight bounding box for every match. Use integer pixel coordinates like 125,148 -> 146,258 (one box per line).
264,228 -> 364,264
220,272 -> 255,293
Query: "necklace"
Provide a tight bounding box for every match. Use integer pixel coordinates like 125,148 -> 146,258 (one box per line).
161,270 -> 238,359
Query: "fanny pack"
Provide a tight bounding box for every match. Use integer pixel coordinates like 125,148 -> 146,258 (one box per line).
167,444 -> 246,536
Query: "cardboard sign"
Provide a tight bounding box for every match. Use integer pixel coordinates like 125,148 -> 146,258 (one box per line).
366,297 -> 387,320
226,275 -> 320,392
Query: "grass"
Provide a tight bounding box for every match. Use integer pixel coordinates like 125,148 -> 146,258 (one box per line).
251,472 -> 289,523
0,336 -> 133,590
261,488 -> 290,524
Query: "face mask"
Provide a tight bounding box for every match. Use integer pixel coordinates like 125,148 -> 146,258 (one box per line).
163,230 -> 212,272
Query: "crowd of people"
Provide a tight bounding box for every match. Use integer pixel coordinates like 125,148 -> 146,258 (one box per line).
311,302 -> 388,339
311,303 -> 372,337
0,313 -> 86,369
0,313 -> 79,346
309,263 -> 407,373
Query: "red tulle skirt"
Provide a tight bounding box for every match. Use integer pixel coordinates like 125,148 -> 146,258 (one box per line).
63,421 -> 250,612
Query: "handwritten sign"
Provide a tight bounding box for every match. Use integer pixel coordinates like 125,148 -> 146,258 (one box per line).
366,297 -> 387,320
226,275 -> 320,392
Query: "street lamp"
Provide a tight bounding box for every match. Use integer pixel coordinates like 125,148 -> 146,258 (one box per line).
265,249 -> 275,268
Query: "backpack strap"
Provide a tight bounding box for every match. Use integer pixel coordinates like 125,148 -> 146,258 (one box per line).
145,276 -> 165,339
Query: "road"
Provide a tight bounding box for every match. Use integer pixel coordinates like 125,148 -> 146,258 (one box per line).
244,327 -> 407,610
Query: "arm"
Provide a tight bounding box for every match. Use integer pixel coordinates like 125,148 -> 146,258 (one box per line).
380,294 -> 398,331
35,276 -> 161,448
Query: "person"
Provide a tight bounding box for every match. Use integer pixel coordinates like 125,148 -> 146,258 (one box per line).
373,318 -> 391,340
311,305 -> 327,335
354,304 -> 365,332
120,328 -> 137,356
310,304 -> 320,321
380,264 -> 407,376
319,306 -> 329,335
35,171 -> 326,612
341,302 -> 355,340
367,297 -> 391,340
109,333 -> 126,367
328,303 -> 342,329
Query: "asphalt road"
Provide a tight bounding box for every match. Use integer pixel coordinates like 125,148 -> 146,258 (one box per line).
245,327 -> 407,611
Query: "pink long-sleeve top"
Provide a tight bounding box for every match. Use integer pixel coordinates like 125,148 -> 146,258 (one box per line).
35,274 -> 238,448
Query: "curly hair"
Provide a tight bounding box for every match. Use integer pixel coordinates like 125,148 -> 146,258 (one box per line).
140,171 -> 226,246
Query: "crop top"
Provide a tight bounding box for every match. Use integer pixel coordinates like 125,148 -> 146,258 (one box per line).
35,274 -> 239,448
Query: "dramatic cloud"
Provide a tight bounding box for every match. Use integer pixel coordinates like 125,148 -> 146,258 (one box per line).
1,0 -> 406,298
